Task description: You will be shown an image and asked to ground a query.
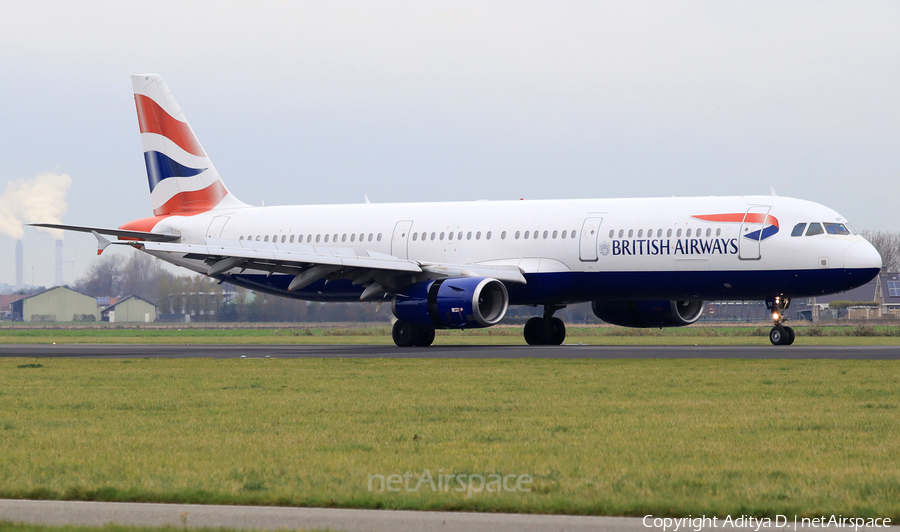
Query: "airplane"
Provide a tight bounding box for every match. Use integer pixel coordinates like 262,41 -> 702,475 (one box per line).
34,74 -> 883,347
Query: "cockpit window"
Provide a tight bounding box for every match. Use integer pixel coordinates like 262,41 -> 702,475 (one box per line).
824,223 -> 850,236
806,223 -> 824,236
846,224 -> 858,235
791,223 -> 807,237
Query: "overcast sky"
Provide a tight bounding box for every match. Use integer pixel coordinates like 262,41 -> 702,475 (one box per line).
1,1 -> 898,287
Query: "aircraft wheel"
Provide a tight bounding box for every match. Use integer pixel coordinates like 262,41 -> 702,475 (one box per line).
769,326 -> 786,346
524,317 -> 547,345
415,328 -> 436,347
392,321 -> 419,347
546,317 -> 566,345
784,326 -> 795,345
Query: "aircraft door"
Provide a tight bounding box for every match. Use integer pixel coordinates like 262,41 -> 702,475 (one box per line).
579,217 -> 604,262
738,206 -> 771,260
206,216 -> 230,239
391,220 -> 414,260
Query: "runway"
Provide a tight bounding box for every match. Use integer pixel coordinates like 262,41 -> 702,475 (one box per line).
1,343 -> 900,359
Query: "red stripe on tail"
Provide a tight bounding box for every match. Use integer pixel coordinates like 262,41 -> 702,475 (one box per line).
135,94 -> 206,158
153,180 -> 228,216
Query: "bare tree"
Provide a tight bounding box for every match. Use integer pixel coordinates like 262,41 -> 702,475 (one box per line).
120,252 -> 163,303
860,230 -> 900,272
75,254 -> 124,297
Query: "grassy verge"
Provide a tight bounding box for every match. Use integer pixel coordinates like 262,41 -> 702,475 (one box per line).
1,358 -> 898,517
2,325 -> 900,345
0,525 -> 306,532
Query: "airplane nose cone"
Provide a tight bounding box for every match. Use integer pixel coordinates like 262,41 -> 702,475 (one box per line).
844,241 -> 883,270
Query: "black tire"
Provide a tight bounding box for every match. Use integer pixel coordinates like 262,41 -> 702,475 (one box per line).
392,321 -> 419,347
784,326 -> 795,346
769,326 -> 786,346
524,317 -> 547,345
546,317 -> 566,345
415,328 -> 436,347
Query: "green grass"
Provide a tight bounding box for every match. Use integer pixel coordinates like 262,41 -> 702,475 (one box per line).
2,325 -> 900,345
0,524 -> 331,532
1,358 -> 899,518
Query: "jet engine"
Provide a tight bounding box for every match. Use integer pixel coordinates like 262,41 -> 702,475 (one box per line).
392,277 -> 509,329
591,300 -> 705,328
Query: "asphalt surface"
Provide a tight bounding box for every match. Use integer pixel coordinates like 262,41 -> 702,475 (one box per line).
2,499 -> 892,531
1,343 -> 900,358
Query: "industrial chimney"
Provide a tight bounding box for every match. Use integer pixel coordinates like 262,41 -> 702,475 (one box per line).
15,240 -> 24,290
55,240 -> 64,286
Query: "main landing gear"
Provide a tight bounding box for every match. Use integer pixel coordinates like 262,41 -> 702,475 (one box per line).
392,321 -> 436,347
524,305 -> 567,346
766,296 -> 795,346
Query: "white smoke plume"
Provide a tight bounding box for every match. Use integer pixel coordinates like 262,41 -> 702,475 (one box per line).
0,173 -> 72,240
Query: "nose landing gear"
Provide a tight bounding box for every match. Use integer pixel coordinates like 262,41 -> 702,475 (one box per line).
524,304 -> 567,345
766,297 -> 795,346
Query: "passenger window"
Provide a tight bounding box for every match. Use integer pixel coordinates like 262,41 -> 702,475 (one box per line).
476,231 -> 482,240
715,228 -> 720,237
377,233 -> 382,241
351,234 -> 356,242
324,234 -> 329,243
806,223 -> 824,236
677,229 -> 682,237
448,232 -> 454,241
648,229 -> 653,237
239,236 -> 244,241
628,229 -> 633,238
824,223 -> 850,236
571,230 -> 576,239
439,232 -> 445,240
280,235 -> 285,243
467,231 -> 473,240
411,233 -> 417,241
609,230 -> 614,238
791,223 -> 807,237
618,230 -> 624,238
686,229 -> 692,237
540,230 -> 546,239
307,235 -> 312,243
430,232 -> 435,241
667,229 -> 672,238
637,229 -> 643,238
524,231 -> 530,239
264,235 -> 269,242
515,231 -> 520,239
501,231 -> 507,239
561,230 -> 566,239
706,228 -> 711,237
333,234 -> 338,242
291,235 -> 296,243
458,232 -> 463,240
486,231 -> 492,240
342,234 -> 347,242
657,229 -> 663,238
552,230 -> 558,239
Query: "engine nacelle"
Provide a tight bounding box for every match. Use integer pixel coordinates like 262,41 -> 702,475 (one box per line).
591,300 -> 705,328
392,277 -> 509,329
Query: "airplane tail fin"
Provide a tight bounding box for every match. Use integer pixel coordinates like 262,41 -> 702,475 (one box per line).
131,74 -> 247,216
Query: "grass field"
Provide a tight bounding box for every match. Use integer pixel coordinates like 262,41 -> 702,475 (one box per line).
1,357 -> 898,518
0,525 -> 282,532
3,324 -> 900,345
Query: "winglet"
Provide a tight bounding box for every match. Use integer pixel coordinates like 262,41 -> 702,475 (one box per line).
91,231 -> 112,255
770,186 -> 777,197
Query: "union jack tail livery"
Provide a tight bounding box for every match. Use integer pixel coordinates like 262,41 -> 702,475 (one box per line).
132,74 -> 246,216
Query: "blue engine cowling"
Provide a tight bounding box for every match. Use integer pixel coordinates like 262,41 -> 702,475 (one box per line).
591,300 -> 705,328
392,277 -> 509,329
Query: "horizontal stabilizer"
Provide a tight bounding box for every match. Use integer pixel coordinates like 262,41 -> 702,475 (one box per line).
28,223 -> 180,242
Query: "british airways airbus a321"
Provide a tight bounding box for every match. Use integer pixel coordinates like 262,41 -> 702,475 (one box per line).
35,74 -> 883,347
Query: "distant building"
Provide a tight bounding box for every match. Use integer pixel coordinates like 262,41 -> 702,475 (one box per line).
11,286 -> 100,322
0,294 -> 27,320
101,295 -> 157,323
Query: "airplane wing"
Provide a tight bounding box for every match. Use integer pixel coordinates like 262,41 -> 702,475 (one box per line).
29,223 -> 180,242
122,238 -> 527,300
